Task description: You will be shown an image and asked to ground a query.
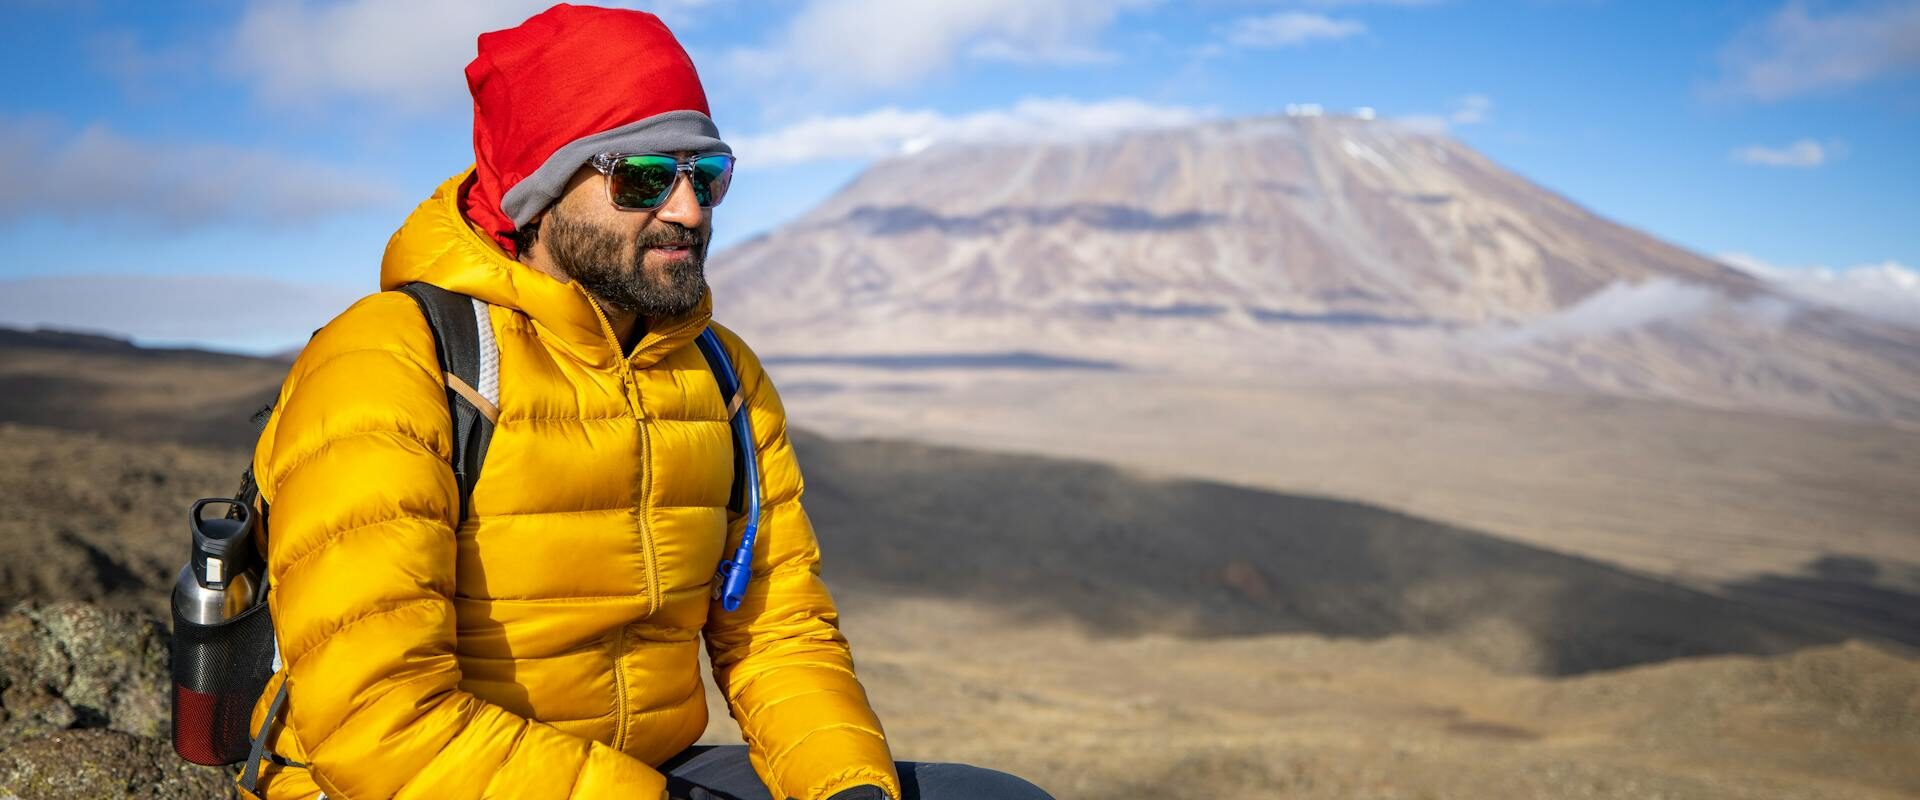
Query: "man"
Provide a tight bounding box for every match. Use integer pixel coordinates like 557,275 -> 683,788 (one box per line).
243,6 -> 1051,800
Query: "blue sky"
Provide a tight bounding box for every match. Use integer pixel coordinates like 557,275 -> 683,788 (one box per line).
1,0 -> 1916,352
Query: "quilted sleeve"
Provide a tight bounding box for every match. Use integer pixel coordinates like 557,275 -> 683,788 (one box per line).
701,324 -> 901,800
253,292 -> 670,800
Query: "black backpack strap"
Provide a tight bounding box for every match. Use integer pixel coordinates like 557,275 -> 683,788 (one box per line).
695,327 -> 748,516
397,282 -> 498,524
238,677 -> 292,792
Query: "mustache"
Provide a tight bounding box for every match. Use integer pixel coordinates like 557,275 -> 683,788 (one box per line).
635,224 -> 702,249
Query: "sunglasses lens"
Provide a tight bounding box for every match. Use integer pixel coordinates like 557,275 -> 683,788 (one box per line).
608,155 -> 679,208
691,155 -> 734,207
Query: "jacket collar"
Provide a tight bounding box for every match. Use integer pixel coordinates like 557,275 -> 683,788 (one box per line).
380,169 -> 713,371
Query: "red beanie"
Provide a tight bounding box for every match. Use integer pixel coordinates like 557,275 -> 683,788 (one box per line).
461,3 -> 729,254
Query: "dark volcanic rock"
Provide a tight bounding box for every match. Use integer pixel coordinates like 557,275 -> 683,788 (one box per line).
0,728 -> 232,800
0,602 -> 231,799
0,602 -> 170,739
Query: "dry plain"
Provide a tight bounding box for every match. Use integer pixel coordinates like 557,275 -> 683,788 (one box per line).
2,329 -> 1917,799
769,363 -> 1920,595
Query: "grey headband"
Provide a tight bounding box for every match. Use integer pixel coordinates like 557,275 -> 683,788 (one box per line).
500,109 -> 731,227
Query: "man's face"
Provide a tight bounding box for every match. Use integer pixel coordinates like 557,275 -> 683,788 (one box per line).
537,150 -> 713,319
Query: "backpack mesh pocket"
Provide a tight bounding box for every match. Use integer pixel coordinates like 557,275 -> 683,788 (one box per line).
171,599 -> 276,766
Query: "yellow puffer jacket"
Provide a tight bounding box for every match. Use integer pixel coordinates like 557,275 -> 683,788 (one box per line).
243,171 -> 898,800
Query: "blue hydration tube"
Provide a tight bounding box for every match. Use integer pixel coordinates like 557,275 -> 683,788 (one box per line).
695,329 -> 761,612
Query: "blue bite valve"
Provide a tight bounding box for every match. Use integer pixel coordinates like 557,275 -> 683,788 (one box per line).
717,542 -> 756,611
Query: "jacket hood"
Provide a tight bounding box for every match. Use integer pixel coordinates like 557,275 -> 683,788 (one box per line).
381,169 -> 713,371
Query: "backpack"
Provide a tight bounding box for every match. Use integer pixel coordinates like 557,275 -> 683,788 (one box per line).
170,282 -> 757,791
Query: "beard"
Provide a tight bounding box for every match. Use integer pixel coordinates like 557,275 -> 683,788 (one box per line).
542,204 -> 709,319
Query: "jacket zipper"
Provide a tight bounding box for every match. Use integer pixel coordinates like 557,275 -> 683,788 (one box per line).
611,625 -> 630,752
583,298 -> 664,615
583,297 -> 643,415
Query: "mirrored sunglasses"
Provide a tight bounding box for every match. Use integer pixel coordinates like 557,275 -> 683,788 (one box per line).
587,152 -> 735,210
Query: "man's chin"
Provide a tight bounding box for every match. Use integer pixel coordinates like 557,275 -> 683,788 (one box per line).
604,281 -> 708,320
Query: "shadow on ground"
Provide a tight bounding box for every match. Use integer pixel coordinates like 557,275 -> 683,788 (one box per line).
796,432 -> 1893,676
1723,555 -> 1920,647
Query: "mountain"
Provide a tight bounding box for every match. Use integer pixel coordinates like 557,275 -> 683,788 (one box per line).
708,114 -> 1920,425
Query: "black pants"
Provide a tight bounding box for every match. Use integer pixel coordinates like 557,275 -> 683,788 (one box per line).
659,745 -> 1054,800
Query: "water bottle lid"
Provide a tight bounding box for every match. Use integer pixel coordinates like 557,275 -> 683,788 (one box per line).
190,498 -> 256,588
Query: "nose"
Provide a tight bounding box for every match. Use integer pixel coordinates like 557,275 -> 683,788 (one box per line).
655,170 -> 706,229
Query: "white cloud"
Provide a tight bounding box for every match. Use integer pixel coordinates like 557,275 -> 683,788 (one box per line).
1731,138 -> 1831,167
730,97 -> 1215,167
1225,12 -> 1366,48
1486,278 -> 1811,346
230,0 -> 546,111
0,274 -> 367,355
1496,279 -> 1724,345
1721,252 -> 1920,329
966,39 -> 1120,66
227,0 -> 717,111
0,117 -> 397,227
726,0 -> 1155,96
1713,0 -> 1920,102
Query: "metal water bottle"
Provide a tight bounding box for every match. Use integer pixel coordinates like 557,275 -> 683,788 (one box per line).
174,498 -> 261,624
171,496 -> 272,766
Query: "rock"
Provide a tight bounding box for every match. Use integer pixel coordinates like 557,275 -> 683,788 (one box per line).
0,602 -> 170,740
0,602 -> 233,799
0,728 -> 232,800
